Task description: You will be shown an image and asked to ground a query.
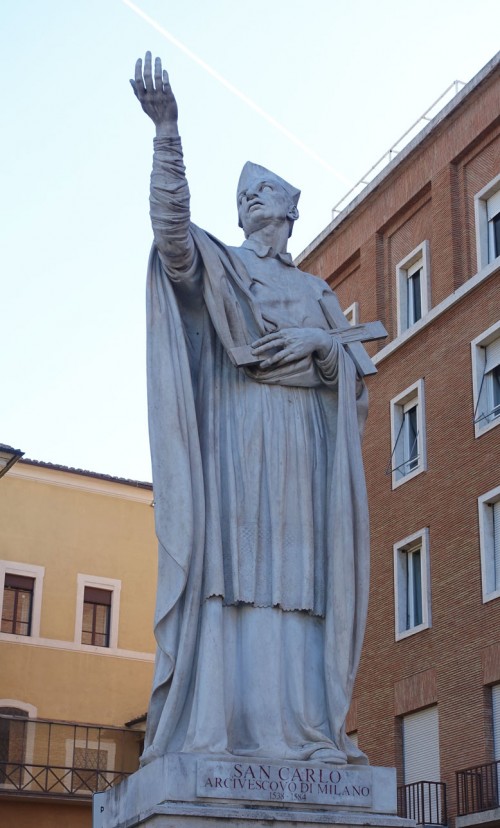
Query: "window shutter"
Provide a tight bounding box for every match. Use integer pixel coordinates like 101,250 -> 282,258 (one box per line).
403,706 -> 440,783
4,574 -> 34,591
485,339 -> 500,373
494,503 -> 500,592
492,685 -> 500,760
487,190 -> 500,221
84,587 -> 112,605
407,259 -> 423,278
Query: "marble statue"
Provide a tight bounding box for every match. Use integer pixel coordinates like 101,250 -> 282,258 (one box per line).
131,53 -> 375,768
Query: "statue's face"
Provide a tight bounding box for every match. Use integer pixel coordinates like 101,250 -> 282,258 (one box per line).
238,177 -> 294,237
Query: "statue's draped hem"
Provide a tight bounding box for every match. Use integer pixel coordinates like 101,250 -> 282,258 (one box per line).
143,229 -> 369,764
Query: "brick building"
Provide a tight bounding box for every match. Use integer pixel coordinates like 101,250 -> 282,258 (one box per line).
298,51 -> 500,828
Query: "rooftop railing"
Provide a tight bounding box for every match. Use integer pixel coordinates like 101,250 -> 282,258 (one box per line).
331,81 -> 465,219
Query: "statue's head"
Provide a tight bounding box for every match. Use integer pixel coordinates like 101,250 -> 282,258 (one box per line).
237,162 -> 300,239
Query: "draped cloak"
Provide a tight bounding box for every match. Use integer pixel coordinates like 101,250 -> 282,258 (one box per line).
142,218 -> 370,764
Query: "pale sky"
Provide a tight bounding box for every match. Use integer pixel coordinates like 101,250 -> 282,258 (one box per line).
1,0 -> 499,481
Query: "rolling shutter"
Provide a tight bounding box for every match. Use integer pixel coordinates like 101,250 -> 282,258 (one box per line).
486,190 -> 500,221
492,685 -> 500,760
493,503 -> 500,590
403,706 -> 440,783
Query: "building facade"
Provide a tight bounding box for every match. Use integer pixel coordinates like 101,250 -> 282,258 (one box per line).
297,50 -> 500,828
0,449 -> 157,827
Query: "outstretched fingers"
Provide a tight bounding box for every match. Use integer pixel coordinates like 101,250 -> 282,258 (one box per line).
154,57 -> 163,91
131,54 -> 179,130
132,53 -> 167,101
131,57 -> 145,98
143,51 -> 154,93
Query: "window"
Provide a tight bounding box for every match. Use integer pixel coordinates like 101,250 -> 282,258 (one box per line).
488,194 -> 500,262
492,686 -> 500,761
0,702 -> 36,789
472,321 -> 500,437
475,174 -> 500,270
0,708 -> 28,787
396,242 -> 430,335
74,746 -> 107,792
73,745 -> 110,793
394,528 -> 431,639
402,706 -> 442,824
403,707 -> 440,784
75,575 -> 121,649
492,686 -> 500,814
82,587 -> 111,647
343,301 -> 359,325
404,547 -> 422,627
0,562 -> 44,639
1,575 -> 34,636
65,738 -> 116,794
389,379 -> 426,488
478,485 -> 500,603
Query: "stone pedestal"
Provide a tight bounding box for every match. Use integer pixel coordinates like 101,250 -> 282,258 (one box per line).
93,754 -> 414,828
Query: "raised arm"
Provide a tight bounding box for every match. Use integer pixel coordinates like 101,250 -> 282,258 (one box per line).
131,53 -> 198,279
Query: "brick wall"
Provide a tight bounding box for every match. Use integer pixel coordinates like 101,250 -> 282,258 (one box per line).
299,58 -> 500,825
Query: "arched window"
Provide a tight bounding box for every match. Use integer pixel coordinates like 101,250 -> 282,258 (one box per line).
0,707 -> 29,787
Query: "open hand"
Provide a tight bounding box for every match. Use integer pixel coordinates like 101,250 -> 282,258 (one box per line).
130,52 -> 179,138
252,328 -> 333,369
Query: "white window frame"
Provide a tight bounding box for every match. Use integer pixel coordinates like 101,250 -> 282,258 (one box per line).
390,379 -> 427,489
396,242 -> 431,335
74,574 -> 121,650
475,173 -> 500,271
394,528 -> 431,640
471,320 -> 500,438
0,700 -> 37,719
0,700 -> 37,790
0,561 -> 45,639
344,301 -> 360,325
478,485 -> 500,604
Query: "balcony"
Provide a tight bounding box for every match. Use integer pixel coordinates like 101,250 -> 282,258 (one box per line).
398,781 -> 448,826
0,714 -> 142,799
456,760 -> 500,824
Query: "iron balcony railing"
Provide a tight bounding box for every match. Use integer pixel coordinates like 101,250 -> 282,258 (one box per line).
456,760 -> 500,816
398,781 -> 448,826
0,714 -> 142,798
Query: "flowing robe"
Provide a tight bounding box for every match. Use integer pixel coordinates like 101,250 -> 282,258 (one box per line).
142,137 -> 370,765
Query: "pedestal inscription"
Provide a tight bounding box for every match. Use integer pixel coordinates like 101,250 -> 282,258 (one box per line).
196,760 -> 373,807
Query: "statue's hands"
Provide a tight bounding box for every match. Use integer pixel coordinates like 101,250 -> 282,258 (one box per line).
252,328 -> 333,369
130,52 -> 179,138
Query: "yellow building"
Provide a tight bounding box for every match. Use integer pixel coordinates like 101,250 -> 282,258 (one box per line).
0,444 -> 157,827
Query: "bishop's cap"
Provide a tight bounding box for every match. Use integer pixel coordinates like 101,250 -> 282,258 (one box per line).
237,162 -> 300,210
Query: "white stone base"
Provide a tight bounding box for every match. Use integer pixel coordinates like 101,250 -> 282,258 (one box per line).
94,800 -> 415,828
93,754 -> 414,828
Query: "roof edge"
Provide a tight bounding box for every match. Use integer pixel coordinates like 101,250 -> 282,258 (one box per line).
18,457 -> 152,490
295,50 -> 500,266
